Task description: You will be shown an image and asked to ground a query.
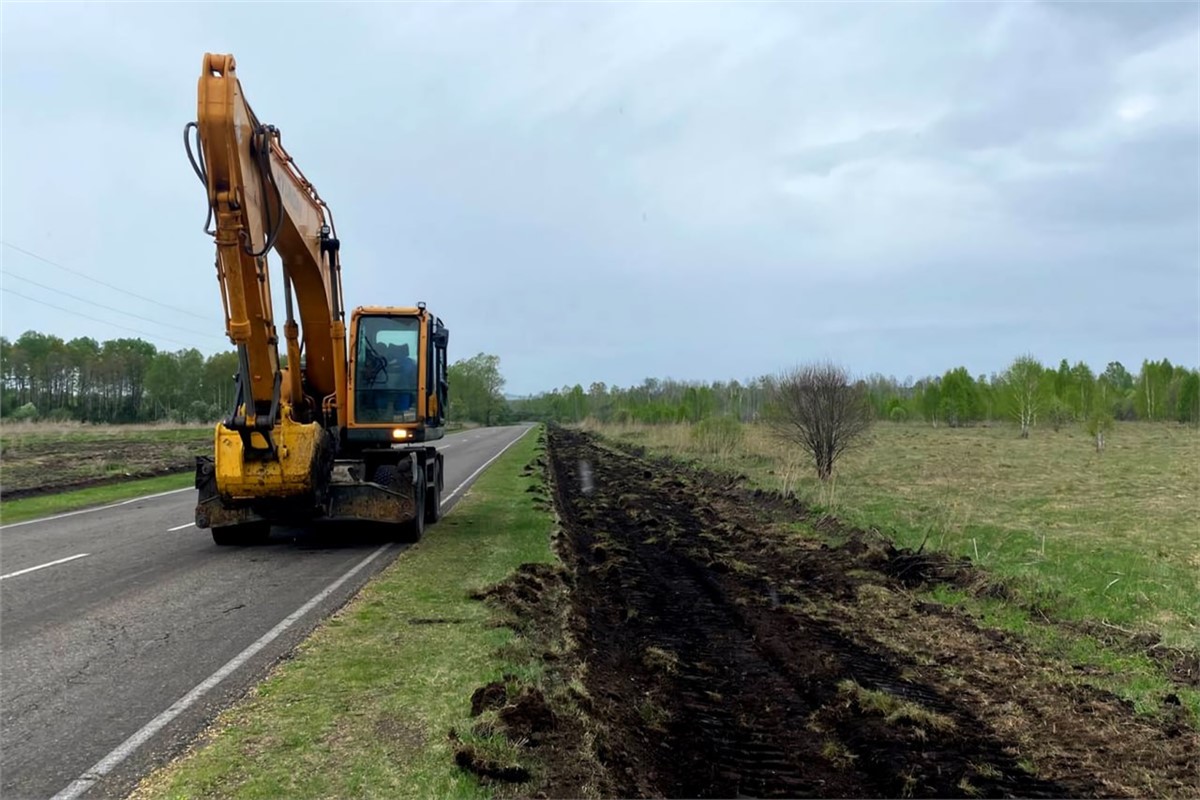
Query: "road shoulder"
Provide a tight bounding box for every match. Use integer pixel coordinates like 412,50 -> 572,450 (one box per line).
131,426 -> 552,799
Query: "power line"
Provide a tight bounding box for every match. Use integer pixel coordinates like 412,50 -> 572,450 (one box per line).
1,269 -> 226,343
1,241 -> 214,322
1,287 -> 217,350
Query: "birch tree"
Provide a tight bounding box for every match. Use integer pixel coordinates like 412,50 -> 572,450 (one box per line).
1003,355 -> 1043,438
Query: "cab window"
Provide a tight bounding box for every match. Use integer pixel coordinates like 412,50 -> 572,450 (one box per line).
355,316 -> 419,423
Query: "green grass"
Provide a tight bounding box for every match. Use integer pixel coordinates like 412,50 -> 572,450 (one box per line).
133,426 -> 551,800
836,679 -> 956,731
592,420 -> 1200,650
0,473 -> 194,525
926,584 -> 1200,723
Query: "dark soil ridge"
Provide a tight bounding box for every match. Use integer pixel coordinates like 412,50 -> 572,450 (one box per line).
457,433 -> 612,798
459,566 -> 610,797
538,425 -> 1199,799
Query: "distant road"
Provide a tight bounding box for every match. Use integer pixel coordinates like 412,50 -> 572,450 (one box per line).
0,424 -> 532,800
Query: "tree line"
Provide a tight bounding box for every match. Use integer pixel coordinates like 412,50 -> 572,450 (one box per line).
1,330 -> 515,426
511,355 -> 1200,430
1,331 -> 239,423
3,330 -> 1196,432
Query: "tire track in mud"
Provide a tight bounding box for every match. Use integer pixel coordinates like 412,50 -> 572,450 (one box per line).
538,426 -> 1197,799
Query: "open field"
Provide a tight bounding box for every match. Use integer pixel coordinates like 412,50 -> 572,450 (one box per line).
0,422 -> 210,500
587,420 -> 1200,651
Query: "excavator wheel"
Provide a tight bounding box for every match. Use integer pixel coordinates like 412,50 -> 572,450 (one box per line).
398,464 -> 427,543
424,458 -> 443,524
372,464 -> 425,543
211,521 -> 272,546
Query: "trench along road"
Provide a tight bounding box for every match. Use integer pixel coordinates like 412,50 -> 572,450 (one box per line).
0,424 -> 534,800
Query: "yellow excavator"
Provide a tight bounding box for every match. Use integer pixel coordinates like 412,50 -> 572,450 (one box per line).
185,53 -> 449,545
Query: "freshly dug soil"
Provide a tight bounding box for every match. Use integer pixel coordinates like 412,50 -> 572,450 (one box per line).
495,426 -> 1197,799
564,424 -> 1200,796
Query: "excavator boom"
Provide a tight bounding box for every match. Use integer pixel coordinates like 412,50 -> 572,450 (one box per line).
189,53 -> 346,429
186,52 -> 449,546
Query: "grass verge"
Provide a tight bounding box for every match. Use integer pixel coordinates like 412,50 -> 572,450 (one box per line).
132,426 -> 552,800
0,473 -> 193,525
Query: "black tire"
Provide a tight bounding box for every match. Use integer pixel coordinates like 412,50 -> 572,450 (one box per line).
425,460 -> 443,525
398,465 -> 426,543
212,521 -> 271,546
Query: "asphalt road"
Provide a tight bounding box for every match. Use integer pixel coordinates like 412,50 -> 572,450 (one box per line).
0,424 -> 532,800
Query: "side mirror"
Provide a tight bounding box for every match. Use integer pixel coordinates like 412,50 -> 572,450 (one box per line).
433,329 -> 449,348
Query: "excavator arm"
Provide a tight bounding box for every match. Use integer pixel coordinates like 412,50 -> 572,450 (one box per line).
187,53 -> 348,435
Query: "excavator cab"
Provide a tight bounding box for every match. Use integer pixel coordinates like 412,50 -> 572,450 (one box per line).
355,317 -> 420,423
346,304 -> 449,444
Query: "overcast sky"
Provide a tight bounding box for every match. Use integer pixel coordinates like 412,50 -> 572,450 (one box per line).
2,1 -> 1197,394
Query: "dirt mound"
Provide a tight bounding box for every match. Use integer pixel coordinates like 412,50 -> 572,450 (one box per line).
534,425 -> 1198,799
470,681 -> 510,717
464,545 -> 609,798
452,737 -> 531,784
498,688 -> 557,746
470,563 -> 567,634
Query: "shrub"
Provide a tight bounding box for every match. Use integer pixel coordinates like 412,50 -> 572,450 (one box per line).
45,407 -> 75,423
9,402 -> 39,422
767,362 -> 873,481
1047,398 -> 1074,432
691,416 -> 744,459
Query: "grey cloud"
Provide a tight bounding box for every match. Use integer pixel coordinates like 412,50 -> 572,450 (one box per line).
1049,0 -> 1199,39
1,2 -> 1196,395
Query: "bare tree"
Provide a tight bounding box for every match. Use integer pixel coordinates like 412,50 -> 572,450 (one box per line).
767,362 -> 873,481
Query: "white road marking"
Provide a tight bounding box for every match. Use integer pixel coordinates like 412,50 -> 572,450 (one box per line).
51,425 -> 532,800
0,487 -> 193,531
51,544 -> 392,800
440,426 -> 531,508
167,522 -> 195,532
0,553 -> 90,580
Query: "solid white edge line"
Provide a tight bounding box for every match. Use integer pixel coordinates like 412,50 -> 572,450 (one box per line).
51,423 -> 532,800
440,424 -> 532,508
51,543 -> 393,800
0,552 -> 90,580
167,522 -> 195,532
0,487 -> 194,531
